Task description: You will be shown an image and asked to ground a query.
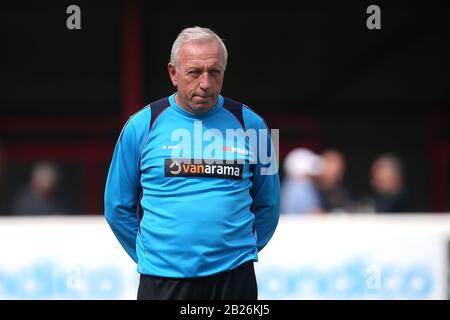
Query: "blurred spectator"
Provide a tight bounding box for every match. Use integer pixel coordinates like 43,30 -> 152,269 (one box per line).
369,154 -> 412,213
316,149 -> 353,213
281,148 -> 323,214
10,162 -> 70,215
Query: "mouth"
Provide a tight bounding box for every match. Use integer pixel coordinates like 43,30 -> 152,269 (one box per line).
193,95 -> 210,99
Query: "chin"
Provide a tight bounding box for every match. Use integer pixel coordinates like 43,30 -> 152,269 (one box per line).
191,99 -> 212,106
189,103 -> 214,114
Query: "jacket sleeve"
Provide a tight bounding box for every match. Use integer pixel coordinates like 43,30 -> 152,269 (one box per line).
246,109 -> 281,252
104,118 -> 141,262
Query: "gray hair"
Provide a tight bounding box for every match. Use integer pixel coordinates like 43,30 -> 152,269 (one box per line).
170,26 -> 228,70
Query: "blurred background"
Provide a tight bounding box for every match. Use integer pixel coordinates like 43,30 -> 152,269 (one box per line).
0,0 -> 449,299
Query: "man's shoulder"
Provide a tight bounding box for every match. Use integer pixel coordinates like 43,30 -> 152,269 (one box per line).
127,105 -> 151,130
242,104 -> 269,130
127,96 -> 173,133
221,96 -> 268,130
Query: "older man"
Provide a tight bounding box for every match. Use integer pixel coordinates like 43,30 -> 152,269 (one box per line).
105,27 -> 280,300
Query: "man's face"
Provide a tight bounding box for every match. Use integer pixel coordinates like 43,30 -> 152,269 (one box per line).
168,40 -> 225,114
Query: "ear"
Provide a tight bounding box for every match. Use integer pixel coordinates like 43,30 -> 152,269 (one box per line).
168,63 -> 178,87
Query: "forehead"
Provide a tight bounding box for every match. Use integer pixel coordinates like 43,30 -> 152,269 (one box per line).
178,40 -> 224,67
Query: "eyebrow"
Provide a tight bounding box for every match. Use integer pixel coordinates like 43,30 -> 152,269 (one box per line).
186,67 -> 222,73
186,64 -> 222,70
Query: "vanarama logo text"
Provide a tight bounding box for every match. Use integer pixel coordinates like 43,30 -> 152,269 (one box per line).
164,159 -> 243,180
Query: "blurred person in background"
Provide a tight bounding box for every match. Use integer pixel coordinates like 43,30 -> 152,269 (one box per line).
104,27 -> 280,300
369,154 -> 412,213
281,148 -> 323,214
10,161 -> 69,215
316,149 -> 353,213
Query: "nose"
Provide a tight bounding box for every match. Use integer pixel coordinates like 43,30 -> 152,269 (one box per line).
199,72 -> 212,91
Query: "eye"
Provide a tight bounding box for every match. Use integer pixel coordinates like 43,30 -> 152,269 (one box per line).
188,70 -> 201,77
210,70 -> 220,76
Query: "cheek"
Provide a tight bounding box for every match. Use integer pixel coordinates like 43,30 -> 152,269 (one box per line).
177,78 -> 191,90
215,77 -> 224,88
181,77 -> 196,88
178,81 -> 197,98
